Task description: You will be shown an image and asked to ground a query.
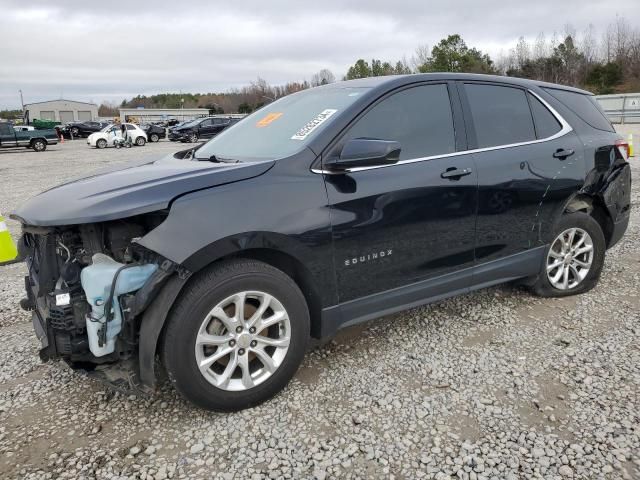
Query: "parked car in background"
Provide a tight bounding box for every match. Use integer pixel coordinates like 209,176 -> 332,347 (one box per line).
142,124 -> 166,142
0,122 -> 58,151
87,123 -> 147,148
62,121 -> 111,138
11,74 -> 631,411
168,116 -> 240,142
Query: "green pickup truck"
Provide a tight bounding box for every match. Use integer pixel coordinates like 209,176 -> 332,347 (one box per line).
0,123 -> 59,152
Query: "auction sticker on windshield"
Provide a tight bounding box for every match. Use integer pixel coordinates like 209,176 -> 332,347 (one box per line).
291,109 -> 337,140
256,112 -> 283,128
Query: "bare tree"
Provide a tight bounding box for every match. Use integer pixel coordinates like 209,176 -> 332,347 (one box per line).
310,69 -> 336,86
411,44 -> 431,70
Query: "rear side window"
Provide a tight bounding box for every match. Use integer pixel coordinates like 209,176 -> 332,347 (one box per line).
345,83 -> 456,160
528,93 -> 562,139
464,84 -> 536,148
543,88 -> 614,132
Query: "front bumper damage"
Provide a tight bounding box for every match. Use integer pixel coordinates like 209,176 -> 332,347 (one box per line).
19,222 -> 190,394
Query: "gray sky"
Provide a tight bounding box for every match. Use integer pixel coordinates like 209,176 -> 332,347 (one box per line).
1,0 -> 637,108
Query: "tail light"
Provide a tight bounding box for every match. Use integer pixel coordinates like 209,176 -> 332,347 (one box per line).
615,138 -> 630,160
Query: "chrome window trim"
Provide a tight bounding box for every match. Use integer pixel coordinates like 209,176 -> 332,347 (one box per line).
312,88 -> 572,175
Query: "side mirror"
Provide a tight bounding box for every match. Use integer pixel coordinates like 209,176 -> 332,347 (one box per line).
325,138 -> 401,172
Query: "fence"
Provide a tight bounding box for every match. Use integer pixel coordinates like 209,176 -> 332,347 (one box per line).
595,93 -> 640,124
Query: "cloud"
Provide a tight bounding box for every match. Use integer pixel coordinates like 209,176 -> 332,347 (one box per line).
0,0 -> 637,108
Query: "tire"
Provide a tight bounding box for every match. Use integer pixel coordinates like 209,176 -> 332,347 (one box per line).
31,139 -> 46,152
150,133 -> 159,143
96,139 -> 107,149
135,136 -> 146,146
163,259 -> 310,411
71,127 -> 80,137
531,212 -> 605,297
188,132 -> 198,143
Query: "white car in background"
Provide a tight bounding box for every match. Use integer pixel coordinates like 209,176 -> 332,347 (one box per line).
87,123 -> 147,148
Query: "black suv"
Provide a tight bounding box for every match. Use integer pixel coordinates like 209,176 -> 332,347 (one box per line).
62,121 -> 110,138
12,74 -> 631,411
168,116 -> 240,142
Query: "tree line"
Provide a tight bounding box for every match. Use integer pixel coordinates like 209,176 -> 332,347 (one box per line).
95,18 -> 638,116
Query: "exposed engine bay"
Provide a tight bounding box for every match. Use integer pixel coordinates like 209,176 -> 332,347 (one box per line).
19,212 -> 180,379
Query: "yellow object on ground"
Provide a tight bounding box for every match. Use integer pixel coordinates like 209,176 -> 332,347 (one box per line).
0,214 -> 18,264
629,134 -> 634,158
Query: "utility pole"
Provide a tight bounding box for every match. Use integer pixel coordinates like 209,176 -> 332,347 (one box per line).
19,89 -> 25,123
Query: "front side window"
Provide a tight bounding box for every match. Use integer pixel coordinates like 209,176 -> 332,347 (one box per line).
464,84 -> 536,148
126,124 -> 136,130
343,83 -> 456,160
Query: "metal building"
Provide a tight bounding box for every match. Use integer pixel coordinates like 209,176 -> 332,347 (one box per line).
595,93 -> 640,124
23,99 -> 99,124
118,107 -> 210,124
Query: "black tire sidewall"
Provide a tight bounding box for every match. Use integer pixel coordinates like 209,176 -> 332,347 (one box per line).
150,134 -> 159,142
32,140 -> 45,151
534,212 -> 606,297
163,261 -> 310,411
97,139 -> 107,149
136,137 -> 145,146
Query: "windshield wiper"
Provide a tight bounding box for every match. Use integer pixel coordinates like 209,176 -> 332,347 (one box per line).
201,154 -> 240,164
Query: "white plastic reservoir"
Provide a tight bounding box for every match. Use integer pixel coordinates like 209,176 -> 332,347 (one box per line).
81,253 -> 157,357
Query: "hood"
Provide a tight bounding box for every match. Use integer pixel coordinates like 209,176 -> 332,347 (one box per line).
11,155 -> 274,226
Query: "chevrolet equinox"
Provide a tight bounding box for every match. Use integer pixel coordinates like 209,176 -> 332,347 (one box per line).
12,74 -> 631,411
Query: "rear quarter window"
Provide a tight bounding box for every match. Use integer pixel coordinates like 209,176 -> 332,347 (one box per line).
543,88 -> 614,132
528,93 -> 562,139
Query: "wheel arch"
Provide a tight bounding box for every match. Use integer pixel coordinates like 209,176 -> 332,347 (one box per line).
563,193 -> 614,247
138,242 -> 326,389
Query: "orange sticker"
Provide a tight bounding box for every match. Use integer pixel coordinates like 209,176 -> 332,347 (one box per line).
256,112 -> 283,127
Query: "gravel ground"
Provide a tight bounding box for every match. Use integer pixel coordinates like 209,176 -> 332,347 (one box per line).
0,136 -> 639,480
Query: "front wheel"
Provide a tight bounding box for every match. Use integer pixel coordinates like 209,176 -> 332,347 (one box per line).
531,212 -> 605,297
163,259 -> 310,411
150,133 -> 159,142
188,132 -> 198,143
96,138 -> 107,149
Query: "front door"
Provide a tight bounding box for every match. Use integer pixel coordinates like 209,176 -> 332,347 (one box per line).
323,83 -> 478,304
198,119 -> 215,138
0,123 -> 17,147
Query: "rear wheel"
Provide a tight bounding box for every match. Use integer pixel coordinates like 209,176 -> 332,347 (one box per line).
135,136 -> 146,146
31,139 -> 46,152
150,133 -> 159,142
531,212 -> 605,297
163,259 -> 309,411
96,138 -> 107,149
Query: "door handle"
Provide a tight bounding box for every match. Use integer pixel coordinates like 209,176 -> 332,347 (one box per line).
553,149 -> 575,159
441,167 -> 472,179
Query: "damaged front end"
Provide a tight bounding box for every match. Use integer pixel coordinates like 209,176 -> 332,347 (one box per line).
19,212 -> 188,392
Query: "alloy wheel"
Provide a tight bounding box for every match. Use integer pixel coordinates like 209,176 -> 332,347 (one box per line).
546,227 -> 594,290
194,291 -> 291,391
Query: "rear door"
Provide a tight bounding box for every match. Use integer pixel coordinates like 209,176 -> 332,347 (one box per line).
458,82 -> 584,266
324,82 -> 478,304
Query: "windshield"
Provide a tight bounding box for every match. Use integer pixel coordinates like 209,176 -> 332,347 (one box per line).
194,86 -> 369,161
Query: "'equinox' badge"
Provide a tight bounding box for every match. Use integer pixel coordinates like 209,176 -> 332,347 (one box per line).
344,250 -> 393,266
